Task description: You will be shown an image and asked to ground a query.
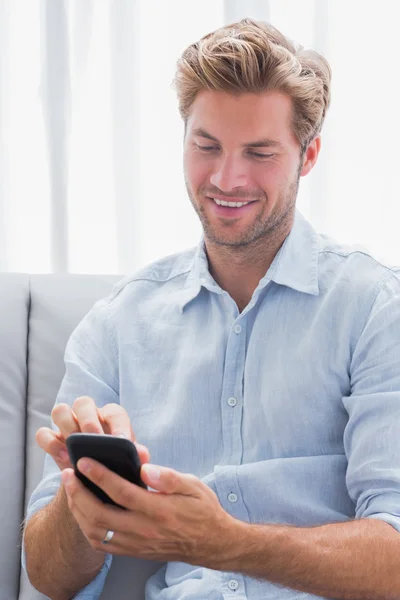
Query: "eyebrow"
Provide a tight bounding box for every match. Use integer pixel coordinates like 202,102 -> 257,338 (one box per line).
192,127 -> 284,149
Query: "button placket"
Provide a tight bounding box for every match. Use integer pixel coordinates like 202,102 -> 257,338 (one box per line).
219,315 -> 247,465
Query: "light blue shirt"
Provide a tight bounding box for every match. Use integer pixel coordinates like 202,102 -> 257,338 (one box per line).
24,211 -> 400,599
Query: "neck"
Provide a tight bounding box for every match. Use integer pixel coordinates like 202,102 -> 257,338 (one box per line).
205,214 -> 294,312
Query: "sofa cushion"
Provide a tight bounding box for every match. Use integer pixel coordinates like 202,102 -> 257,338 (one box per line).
0,274 -> 30,600
19,274 -> 120,600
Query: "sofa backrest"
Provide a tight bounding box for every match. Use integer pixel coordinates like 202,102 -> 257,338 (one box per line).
0,273 -> 162,600
0,274 -> 30,600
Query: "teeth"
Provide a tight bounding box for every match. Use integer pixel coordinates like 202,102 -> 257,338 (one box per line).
212,198 -> 250,208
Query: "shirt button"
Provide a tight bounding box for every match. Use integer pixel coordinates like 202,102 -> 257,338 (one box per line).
234,324 -> 242,334
228,492 -> 238,503
227,396 -> 237,407
228,579 -> 239,590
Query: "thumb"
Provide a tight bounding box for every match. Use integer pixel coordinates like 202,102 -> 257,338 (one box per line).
141,464 -> 199,495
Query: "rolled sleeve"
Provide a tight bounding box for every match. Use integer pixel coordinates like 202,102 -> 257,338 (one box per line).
343,271 -> 400,532
71,555 -> 112,600
22,295 -> 119,597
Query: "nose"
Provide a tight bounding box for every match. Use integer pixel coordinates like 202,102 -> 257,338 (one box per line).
209,154 -> 250,192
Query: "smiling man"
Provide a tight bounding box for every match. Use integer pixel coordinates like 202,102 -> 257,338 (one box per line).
23,19 -> 400,600
184,89 -> 319,311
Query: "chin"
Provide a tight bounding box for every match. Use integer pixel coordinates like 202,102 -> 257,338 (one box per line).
204,229 -> 255,248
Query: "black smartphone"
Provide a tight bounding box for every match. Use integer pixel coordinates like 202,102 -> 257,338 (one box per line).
66,433 -> 147,508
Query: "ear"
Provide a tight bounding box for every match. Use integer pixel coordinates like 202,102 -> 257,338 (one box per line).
300,136 -> 321,177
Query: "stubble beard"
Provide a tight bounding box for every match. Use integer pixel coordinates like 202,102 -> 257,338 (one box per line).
185,170 -> 300,252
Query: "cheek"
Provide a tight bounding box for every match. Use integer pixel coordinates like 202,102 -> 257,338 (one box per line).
256,163 -> 288,197
184,154 -> 210,192
251,164 -> 275,196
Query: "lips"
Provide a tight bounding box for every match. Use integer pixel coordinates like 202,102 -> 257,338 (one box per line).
206,196 -> 258,217
207,195 -> 257,204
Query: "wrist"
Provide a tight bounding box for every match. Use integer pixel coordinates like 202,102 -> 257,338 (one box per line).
206,515 -> 251,572
56,483 -> 105,568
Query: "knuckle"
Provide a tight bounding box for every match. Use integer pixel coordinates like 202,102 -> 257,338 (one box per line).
100,402 -> 121,415
92,469 -> 106,490
79,419 -> 102,433
90,511 -> 107,530
186,474 -> 199,486
118,483 -> 134,507
52,403 -> 70,419
168,470 -> 181,487
73,396 -> 95,410
99,404 -> 135,439
153,508 -> 168,524
138,525 -> 158,540
48,437 -> 63,456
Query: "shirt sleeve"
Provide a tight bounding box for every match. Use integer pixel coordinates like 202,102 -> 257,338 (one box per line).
22,294 -> 120,598
343,270 -> 400,532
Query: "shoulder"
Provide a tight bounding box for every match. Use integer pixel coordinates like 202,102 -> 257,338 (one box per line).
315,233 -> 400,346
317,232 -> 400,299
101,246 -> 197,314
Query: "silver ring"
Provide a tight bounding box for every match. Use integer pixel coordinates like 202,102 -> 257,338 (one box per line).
101,529 -> 115,544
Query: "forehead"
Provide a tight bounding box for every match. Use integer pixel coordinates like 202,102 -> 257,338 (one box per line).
186,90 -> 297,147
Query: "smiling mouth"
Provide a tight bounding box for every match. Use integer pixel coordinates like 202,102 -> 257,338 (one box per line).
206,196 -> 257,208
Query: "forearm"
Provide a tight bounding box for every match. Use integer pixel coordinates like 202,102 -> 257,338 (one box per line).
218,518 -> 400,600
24,485 -> 105,600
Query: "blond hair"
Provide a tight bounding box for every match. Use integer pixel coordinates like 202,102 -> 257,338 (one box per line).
173,19 -> 331,151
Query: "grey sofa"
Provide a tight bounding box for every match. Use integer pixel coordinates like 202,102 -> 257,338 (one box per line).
0,273 -> 162,600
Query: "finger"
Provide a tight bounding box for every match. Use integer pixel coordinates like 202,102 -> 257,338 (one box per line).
36,427 -> 71,469
62,468 -> 109,517
52,403 -> 80,437
61,469 -> 117,548
62,469 -> 132,538
76,458 -> 152,512
98,404 -> 135,440
64,515 -> 153,557
99,404 -> 150,463
72,396 -> 104,433
140,464 -> 201,496
66,501 -> 134,556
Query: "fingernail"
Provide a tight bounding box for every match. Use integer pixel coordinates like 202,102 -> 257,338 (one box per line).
78,458 -> 91,474
143,464 -> 161,483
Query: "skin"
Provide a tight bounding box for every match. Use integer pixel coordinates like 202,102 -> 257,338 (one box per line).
63,461 -> 400,599
24,397 -> 150,599
25,91 -> 400,599
183,90 -> 319,311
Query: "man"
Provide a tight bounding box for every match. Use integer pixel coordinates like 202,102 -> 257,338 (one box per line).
23,18 -> 400,600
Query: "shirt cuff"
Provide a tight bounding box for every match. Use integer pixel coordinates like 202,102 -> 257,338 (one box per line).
70,553 -> 113,599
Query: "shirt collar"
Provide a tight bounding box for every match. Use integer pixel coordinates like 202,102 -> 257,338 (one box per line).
179,210 -> 320,312
265,210 -> 320,296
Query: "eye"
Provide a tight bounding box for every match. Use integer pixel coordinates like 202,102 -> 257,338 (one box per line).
249,151 -> 275,159
195,143 -> 219,152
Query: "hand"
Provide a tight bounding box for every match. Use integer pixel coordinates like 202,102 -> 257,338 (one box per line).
61,459 -> 238,568
36,396 -> 150,471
